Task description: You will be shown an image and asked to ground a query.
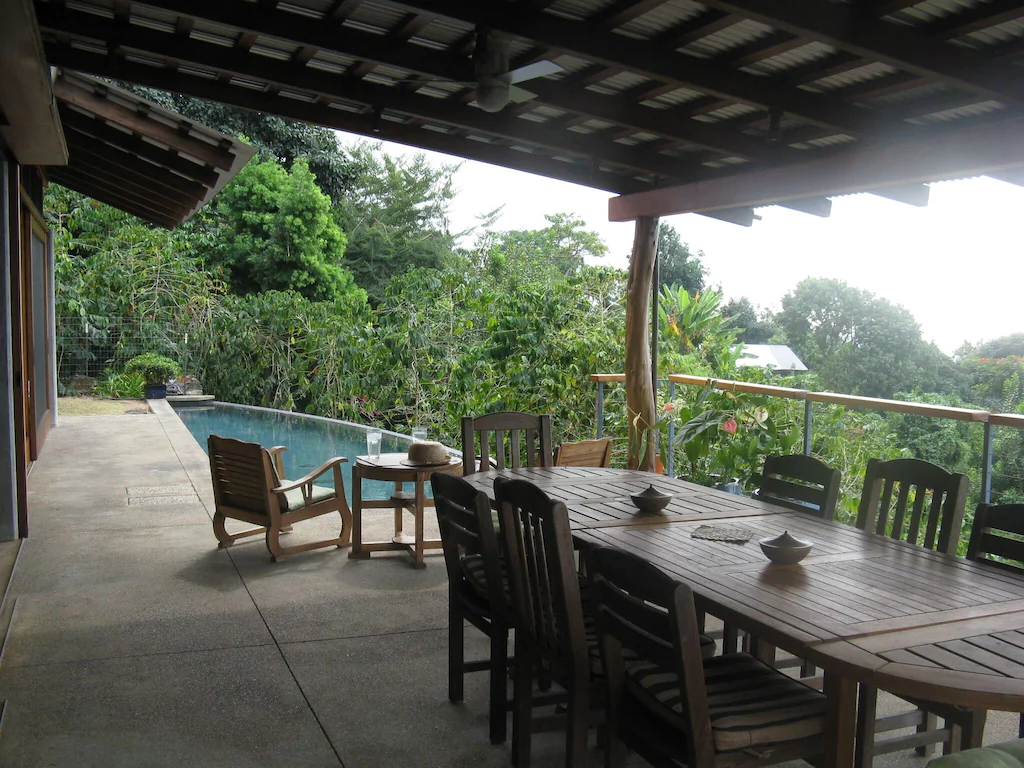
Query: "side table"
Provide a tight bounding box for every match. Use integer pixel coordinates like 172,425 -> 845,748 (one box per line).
349,452 -> 462,568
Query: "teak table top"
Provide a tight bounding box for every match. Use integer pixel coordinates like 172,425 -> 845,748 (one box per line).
471,466 -> 1024,768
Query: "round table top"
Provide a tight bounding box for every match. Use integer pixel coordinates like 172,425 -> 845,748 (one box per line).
354,452 -> 462,476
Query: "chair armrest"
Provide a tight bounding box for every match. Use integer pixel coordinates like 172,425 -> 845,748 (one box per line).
273,456 -> 348,493
268,446 -> 288,479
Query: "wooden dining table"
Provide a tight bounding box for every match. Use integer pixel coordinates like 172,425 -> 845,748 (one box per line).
463,466 -> 1024,768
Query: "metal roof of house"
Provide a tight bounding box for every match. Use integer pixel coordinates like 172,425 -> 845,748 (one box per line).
735,344 -> 808,372
24,0 -> 1024,225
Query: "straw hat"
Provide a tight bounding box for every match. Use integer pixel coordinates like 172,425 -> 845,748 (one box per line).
404,440 -> 450,466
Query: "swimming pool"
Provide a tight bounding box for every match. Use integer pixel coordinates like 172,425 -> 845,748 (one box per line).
173,403 -> 420,503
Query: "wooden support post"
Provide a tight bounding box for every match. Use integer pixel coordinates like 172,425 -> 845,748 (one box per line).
625,216 -> 658,471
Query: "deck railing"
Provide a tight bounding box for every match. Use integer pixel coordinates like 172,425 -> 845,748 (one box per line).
592,373 -> 1022,503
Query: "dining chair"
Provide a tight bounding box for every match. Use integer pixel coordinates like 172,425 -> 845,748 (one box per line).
854,457 -> 972,767
755,453 -> 842,519
554,438 -> 613,468
588,544 -> 827,768
431,472 -> 513,745
494,476 -> 598,768
207,434 -> 351,562
965,502 -> 1024,740
747,453 -> 842,673
462,412 -> 553,476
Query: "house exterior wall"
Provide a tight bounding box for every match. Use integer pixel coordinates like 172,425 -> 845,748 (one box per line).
0,152 -> 22,539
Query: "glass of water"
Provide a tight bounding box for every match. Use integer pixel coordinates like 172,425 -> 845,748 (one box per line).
366,429 -> 382,458
411,426 -> 428,442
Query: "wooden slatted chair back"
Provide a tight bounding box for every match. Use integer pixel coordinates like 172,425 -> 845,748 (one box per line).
588,545 -> 715,767
757,454 -> 841,519
431,472 -> 508,622
856,457 -> 968,555
461,412 -> 553,476
494,477 -> 588,683
208,435 -> 275,516
554,438 -> 612,468
967,503 -> 1024,573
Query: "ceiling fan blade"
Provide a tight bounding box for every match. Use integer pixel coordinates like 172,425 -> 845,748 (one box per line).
507,85 -> 538,104
508,60 -> 564,84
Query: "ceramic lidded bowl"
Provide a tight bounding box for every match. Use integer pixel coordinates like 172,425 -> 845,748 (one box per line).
759,530 -> 813,565
404,440 -> 449,466
630,485 -> 673,514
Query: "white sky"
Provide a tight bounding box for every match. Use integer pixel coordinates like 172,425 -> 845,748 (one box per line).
343,133 -> 1024,356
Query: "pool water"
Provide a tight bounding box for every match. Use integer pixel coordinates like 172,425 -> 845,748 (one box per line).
173,403 -> 416,503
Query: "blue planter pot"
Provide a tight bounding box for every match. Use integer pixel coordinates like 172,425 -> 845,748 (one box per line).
145,383 -> 167,399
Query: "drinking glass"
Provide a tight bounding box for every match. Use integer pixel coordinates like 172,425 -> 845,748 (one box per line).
411,427 -> 428,442
366,429 -> 382,458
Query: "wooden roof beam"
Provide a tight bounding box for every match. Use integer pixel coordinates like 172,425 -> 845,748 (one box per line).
608,115 -> 1024,220
41,31 -> 703,183
778,196 -> 832,217
868,183 -> 930,207
922,1 -> 1024,41
36,4 -> 781,164
386,0 -> 881,135
42,45 -> 653,195
589,0 -> 668,29
696,0 -> 1024,105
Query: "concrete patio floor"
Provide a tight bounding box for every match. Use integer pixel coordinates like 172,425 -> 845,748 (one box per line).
0,403 -> 1017,767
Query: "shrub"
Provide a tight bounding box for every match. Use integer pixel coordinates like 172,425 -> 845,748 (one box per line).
94,369 -> 145,399
124,354 -> 181,385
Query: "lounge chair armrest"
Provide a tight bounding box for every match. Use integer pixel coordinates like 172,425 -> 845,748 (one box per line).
273,456 -> 348,493
268,446 -> 288,479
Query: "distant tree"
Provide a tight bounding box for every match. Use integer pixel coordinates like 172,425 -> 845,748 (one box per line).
656,224 -> 706,294
975,333 -> 1024,360
777,278 -> 955,398
336,143 -> 457,305
118,85 -> 359,204
469,213 -> 608,288
206,157 -> 364,303
722,297 -> 777,344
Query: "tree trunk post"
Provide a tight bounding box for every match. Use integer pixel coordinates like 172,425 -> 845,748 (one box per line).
625,216 -> 659,471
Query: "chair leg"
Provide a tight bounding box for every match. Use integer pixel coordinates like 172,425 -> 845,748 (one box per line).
565,680 -> 589,768
916,713 -> 939,756
855,684 -> 878,768
213,512 -> 232,547
266,519 -> 285,562
511,655 -> 533,768
489,628 -> 508,744
449,593 -> 464,704
337,502 -> 353,547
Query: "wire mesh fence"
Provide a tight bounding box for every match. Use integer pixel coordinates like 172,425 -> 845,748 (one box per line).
56,315 -> 198,389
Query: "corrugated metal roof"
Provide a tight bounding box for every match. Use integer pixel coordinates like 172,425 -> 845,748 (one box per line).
735,345 -> 808,372
802,62 -> 899,93
680,19 -> 775,58
585,70 -> 653,96
614,0 -> 706,40
908,99 -> 1005,123
886,0 -> 982,26
741,42 -> 837,76
545,0 -> 620,22
964,17 -> 1024,46
347,2 -> 408,33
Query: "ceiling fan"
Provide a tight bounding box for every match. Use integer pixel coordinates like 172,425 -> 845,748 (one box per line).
411,28 -> 565,113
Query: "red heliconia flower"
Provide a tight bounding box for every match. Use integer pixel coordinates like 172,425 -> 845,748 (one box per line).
664,403 -> 675,411
721,419 -> 738,434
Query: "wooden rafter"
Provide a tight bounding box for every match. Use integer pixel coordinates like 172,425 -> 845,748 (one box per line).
43,43 -> 651,195
383,0 -> 882,135
608,115 -> 1024,220
696,0 -> 1024,105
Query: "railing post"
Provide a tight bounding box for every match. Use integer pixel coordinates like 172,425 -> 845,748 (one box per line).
667,380 -> 675,478
803,399 -> 813,456
981,421 -> 993,503
596,380 -> 605,439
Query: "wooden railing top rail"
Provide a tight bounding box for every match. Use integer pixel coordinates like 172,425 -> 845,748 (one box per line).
591,374 -> 1020,428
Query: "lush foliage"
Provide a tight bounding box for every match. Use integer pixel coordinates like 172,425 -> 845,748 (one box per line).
124,354 -> 181,385
722,297 -> 777,345
656,224 -> 706,294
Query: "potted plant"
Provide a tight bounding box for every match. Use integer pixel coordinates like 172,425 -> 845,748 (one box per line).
125,354 -> 182,399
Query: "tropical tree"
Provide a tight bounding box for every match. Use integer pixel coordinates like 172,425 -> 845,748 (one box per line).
722,297 -> 777,344
657,286 -> 741,375
205,157 -> 364,303
656,223 -> 706,294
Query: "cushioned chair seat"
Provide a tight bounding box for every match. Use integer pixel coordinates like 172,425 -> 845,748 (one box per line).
626,652 -> 827,753
927,739 -> 1024,768
461,554 -> 512,607
280,484 -> 336,512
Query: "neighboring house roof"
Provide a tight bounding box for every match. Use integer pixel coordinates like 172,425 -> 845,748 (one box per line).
734,345 -> 808,373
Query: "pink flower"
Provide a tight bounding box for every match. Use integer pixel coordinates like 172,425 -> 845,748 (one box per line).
664,404 -> 675,412
721,419 -> 738,434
